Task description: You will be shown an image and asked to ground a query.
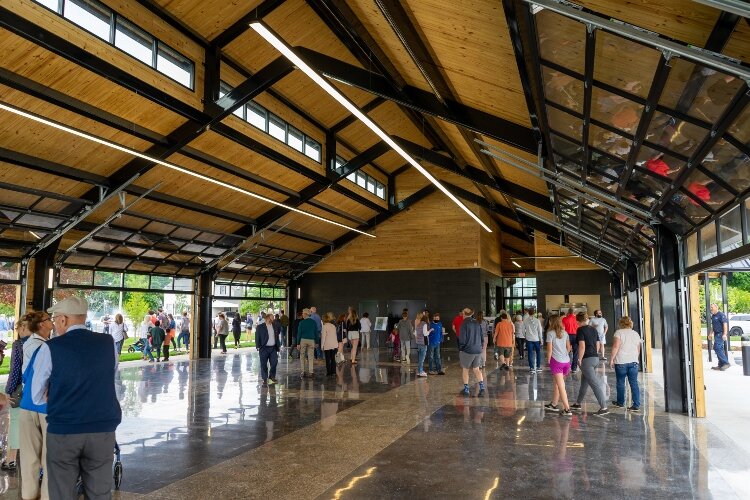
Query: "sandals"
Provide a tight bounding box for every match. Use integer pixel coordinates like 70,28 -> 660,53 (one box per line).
1,461 -> 17,471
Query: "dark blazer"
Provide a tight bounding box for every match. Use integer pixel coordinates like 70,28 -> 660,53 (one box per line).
255,323 -> 279,351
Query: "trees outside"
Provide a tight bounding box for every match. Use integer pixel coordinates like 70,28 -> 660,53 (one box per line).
0,284 -> 17,316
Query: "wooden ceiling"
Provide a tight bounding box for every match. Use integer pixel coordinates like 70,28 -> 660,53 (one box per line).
0,0 -> 746,283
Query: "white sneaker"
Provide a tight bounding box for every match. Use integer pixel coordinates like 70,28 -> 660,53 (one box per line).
417,372 -> 427,377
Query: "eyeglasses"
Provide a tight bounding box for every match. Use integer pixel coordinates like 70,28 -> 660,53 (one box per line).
42,317 -> 52,323
50,315 -> 68,322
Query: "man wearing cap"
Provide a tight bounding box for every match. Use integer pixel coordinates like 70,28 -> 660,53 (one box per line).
296,308 -> 319,378
30,297 -> 121,499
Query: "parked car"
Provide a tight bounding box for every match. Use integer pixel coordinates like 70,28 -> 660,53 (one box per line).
728,314 -> 750,337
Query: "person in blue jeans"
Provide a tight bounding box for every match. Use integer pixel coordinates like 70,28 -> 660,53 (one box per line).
523,309 -> 543,372
609,316 -> 642,411
415,313 -> 432,377
709,303 -> 730,371
428,313 -> 445,375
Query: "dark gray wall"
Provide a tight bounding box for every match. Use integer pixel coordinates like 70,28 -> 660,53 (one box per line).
536,269 -> 616,343
297,269 -> 483,320
480,269 -> 503,316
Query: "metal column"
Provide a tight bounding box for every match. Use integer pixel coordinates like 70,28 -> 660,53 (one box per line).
722,273 -> 731,353
656,226 -> 690,414
197,269 -> 213,359
705,273 -> 712,362
30,240 -> 60,312
626,260 -> 641,335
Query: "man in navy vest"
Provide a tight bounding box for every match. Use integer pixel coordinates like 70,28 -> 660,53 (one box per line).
30,296 -> 121,499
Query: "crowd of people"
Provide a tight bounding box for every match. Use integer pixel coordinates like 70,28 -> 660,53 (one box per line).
1,297 -> 121,499
138,308 -> 191,362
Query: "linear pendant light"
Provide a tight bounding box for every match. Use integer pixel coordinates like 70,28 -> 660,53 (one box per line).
250,22 -> 492,233
0,102 -> 375,238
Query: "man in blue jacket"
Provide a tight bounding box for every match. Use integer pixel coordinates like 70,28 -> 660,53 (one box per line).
31,296 -> 121,499
428,313 -> 445,375
255,313 -> 280,387
458,308 -> 486,397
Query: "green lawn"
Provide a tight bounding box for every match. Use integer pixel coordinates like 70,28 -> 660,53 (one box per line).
0,336 -> 256,375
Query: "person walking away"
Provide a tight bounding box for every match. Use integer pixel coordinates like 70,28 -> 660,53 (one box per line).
346,310 -> 362,365
279,310 -> 289,347
514,314 -> 525,360
232,314 -> 242,349
415,313 -> 432,377
150,320 -> 166,362
396,312 -> 414,363
562,310 -> 579,372
428,313 -> 445,375
524,308 -> 543,372
609,316 -> 641,411
255,313 -> 279,387
19,310 -> 52,500
570,312 -> 609,415
296,309 -> 319,378
245,312 -> 254,342
272,314 -> 282,347
360,312 -> 372,350
167,314 -> 177,352
708,303 -> 730,371
458,308 -> 486,397
335,313 -> 347,364
321,313 -> 338,376
309,307 -> 323,359
3,318 -> 31,472
178,311 -> 190,352
216,313 -> 229,354
109,313 -> 126,357
140,314 -> 154,362
477,311 -> 489,368
544,315 -> 573,416
589,310 -> 609,361
452,309 -> 464,349
494,313 -> 515,370
290,311 -> 303,351
30,297 -> 121,500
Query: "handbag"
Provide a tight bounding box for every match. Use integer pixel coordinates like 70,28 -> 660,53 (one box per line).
335,350 -> 345,365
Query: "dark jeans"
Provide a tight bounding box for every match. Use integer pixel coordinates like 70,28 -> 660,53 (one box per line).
114,340 -> 123,356
259,346 -> 278,382
527,341 -> 541,369
219,334 -> 227,352
714,338 -> 729,366
233,333 -> 241,347
569,335 -> 579,370
162,344 -> 169,361
324,348 -> 337,375
427,344 -> 442,372
615,362 -> 641,408
178,331 -> 189,349
515,337 -> 525,358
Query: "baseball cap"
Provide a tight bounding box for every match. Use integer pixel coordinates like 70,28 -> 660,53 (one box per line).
47,297 -> 88,316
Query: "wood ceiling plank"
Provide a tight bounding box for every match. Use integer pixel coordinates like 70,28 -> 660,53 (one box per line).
153,0 -> 266,40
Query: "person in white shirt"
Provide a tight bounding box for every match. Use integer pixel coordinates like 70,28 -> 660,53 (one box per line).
523,308 -> 543,372
589,310 -> 609,360
609,316 -> 642,411
360,312 -> 373,350
109,313 -> 127,357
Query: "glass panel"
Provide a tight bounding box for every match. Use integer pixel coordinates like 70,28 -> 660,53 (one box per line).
646,112 -> 707,157
114,17 -> 153,66
122,273 -> 148,288
719,206 -> 742,254
287,126 -> 304,152
150,275 -> 173,290
700,222 -> 718,261
376,183 -> 385,199
594,31 -> 660,98
591,87 -> 643,134
703,139 -> 750,194
346,172 -> 356,183
247,102 -> 267,131
547,107 -> 582,141
685,169 -> 733,210
15,214 -> 62,229
232,101 -> 244,119
304,137 -> 321,162
356,172 -> 367,189
156,42 -> 193,88
661,58 -> 744,124
542,66 -> 584,113
0,262 -> 20,281
367,178 -> 377,194
268,114 -> 286,142
729,104 -> 750,143
36,0 -> 60,12
64,0 -> 112,42
535,11 -> 585,74
94,271 -> 121,287
589,125 -> 632,159
59,267 -> 93,286
625,169 -> 669,208
174,278 -> 193,292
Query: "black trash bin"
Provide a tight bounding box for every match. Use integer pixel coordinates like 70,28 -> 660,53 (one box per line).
741,334 -> 750,377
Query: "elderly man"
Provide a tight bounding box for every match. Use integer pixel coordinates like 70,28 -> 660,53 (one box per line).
458,308 -> 486,397
31,297 -> 121,500
309,306 -> 323,359
709,303 -> 730,371
296,308 -> 319,378
256,313 -> 279,387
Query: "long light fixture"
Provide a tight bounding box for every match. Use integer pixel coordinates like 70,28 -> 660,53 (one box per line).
0,102 -> 375,238
250,22 -> 492,233
511,260 -> 522,268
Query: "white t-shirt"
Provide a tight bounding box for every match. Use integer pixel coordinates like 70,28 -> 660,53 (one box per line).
613,328 -> 641,364
110,322 -> 126,342
360,317 -> 372,333
546,330 -> 570,363
589,317 -> 608,340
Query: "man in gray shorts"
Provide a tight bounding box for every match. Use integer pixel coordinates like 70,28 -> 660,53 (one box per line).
458,307 -> 486,397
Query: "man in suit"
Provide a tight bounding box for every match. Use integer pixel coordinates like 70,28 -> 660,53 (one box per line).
255,313 -> 280,387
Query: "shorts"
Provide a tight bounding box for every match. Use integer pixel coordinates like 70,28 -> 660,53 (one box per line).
499,347 -> 512,358
598,333 -> 606,345
550,357 -> 571,376
459,351 -> 482,369
348,331 -> 360,340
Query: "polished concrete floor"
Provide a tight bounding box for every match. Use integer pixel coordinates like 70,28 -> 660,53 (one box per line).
1,347 -> 749,499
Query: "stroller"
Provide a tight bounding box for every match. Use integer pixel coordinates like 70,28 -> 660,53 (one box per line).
127,338 -> 147,354
76,442 -> 122,493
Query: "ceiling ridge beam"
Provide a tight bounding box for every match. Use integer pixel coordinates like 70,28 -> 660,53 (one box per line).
212,0 -> 287,48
